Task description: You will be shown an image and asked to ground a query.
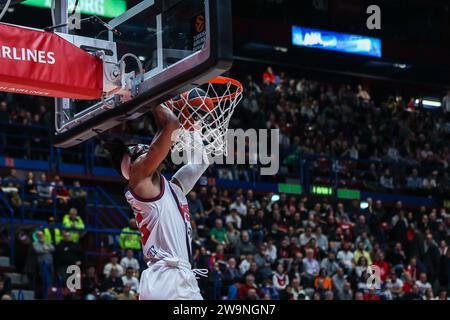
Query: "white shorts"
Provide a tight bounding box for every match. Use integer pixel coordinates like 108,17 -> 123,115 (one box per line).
139,258 -> 204,300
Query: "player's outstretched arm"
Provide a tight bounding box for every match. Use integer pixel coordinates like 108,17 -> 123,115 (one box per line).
171,127 -> 209,195
130,104 -> 179,184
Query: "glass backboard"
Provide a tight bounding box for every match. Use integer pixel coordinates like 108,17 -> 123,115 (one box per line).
53,0 -> 232,147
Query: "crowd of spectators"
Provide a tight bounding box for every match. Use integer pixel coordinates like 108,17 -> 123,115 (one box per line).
0,166 -> 144,300
0,95 -> 51,160
185,186 -> 449,300
0,168 -> 88,220
2,68 -> 450,196
232,67 -> 450,195
0,231 -> 141,300
0,174 -> 449,300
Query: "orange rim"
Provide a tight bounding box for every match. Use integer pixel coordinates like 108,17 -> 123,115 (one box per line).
208,76 -> 243,103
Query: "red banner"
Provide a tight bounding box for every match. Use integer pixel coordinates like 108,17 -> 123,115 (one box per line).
0,23 -> 103,100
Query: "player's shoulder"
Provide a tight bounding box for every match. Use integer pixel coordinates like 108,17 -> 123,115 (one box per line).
125,174 -> 167,203
168,178 -> 185,197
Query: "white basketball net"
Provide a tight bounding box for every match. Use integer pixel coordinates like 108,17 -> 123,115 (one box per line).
164,76 -> 243,156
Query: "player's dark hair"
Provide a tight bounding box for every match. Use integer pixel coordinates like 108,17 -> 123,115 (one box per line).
104,139 -> 151,179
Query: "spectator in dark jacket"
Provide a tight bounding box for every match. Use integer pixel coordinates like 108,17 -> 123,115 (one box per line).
407,224 -> 425,258
54,231 -> 84,281
391,210 -> 409,246
422,233 -> 441,283
101,267 -> 124,299
187,191 -> 204,217
222,257 -> 241,286
388,242 -> 407,271
82,266 -> 101,299
353,215 -> 370,238
0,278 -> 11,299
234,231 -> 256,257
0,273 -> 12,298
438,245 -> 449,290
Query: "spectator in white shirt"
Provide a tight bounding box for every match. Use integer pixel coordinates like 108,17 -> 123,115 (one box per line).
229,195 -> 247,216
289,277 -> 308,300
299,227 -> 315,247
337,242 -> 354,272
420,144 -> 434,160
265,238 -> 277,263
120,249 -> 140,273
415,272 -> 432,295
103,252 -> 124,278
121,267 -> 140,293
225,209 -> 242,229
385,271 -> 404,299
380,168 -> 394,189
239,254 -> 253,274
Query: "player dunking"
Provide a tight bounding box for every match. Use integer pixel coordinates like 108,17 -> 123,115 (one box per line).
106,102 -> 209,300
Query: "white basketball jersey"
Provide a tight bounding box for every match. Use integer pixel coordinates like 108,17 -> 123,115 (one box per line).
125,175 -> 192,263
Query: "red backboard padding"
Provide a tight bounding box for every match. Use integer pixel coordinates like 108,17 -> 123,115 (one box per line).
0,23 -> 103,100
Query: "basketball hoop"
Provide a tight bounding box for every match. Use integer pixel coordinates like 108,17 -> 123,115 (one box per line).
164,76 -> 243,156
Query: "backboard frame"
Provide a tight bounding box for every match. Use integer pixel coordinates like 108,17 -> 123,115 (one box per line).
53,0 -> 233,148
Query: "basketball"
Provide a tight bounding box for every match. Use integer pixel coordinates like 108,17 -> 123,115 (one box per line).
171,88 -> 215,112
170,88 -> 215,130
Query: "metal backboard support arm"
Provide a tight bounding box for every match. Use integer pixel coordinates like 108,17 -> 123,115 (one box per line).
54,0 -> 71,136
